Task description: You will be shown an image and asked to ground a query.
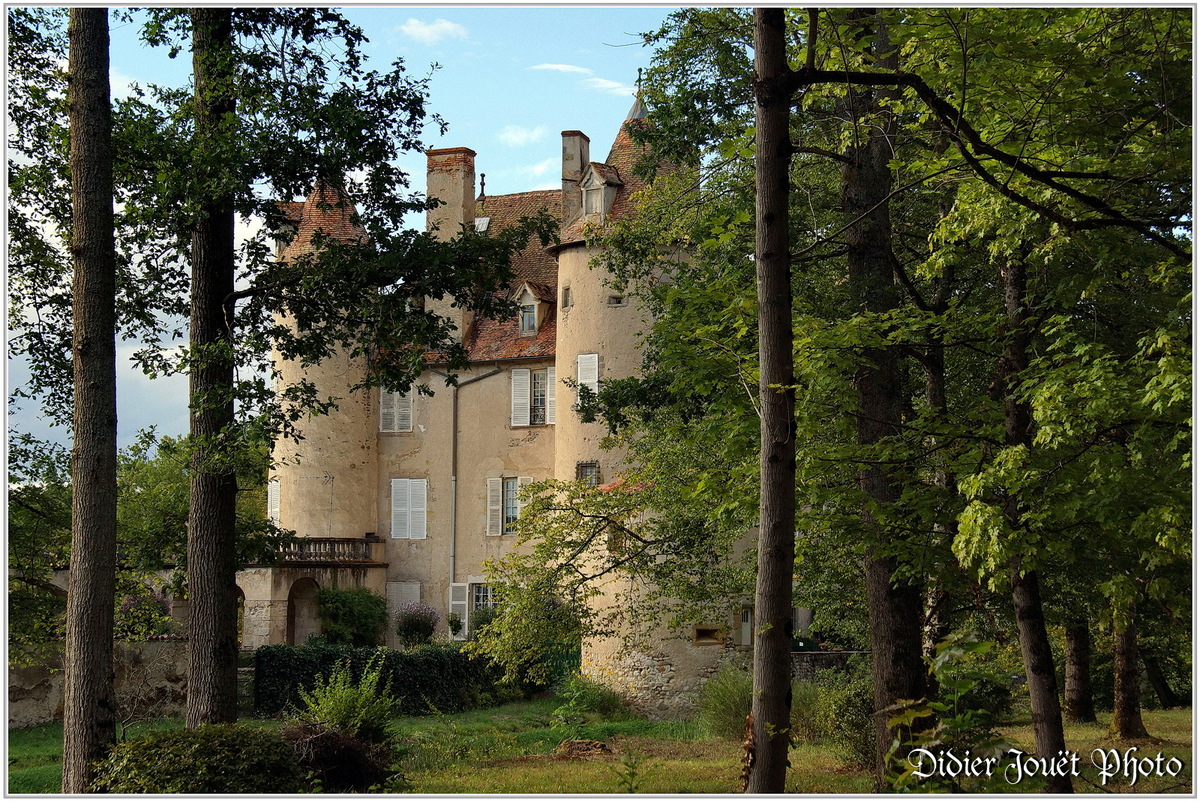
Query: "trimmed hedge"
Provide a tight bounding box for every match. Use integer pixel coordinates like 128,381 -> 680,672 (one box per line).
255,641 -> 513,716
91,724 -> 305,793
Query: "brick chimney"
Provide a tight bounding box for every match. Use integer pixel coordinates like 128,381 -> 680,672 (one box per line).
561,131 -> 590,224
425,147 -> 477,341
426,147 -> 476,240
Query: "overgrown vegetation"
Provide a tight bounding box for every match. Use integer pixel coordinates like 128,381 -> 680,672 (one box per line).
393,601 -> 439,648
89,724 -> 305,793
315,587 -> 388,647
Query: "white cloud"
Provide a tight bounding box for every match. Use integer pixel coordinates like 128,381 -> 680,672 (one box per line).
398,18 -> 467,45
583,77 -> 635,97
528,63 -> 593,75
497,125 -> 547,147
518,157 -> 557,178
109,68 -> 136,101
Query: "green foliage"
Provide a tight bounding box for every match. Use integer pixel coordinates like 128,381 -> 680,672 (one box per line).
886,635 -> 1017,793
90,724 -> 305,793
810,667 -> 877,769
695,665 -> 753,739
293,655 -> 396,744
112,578 -> 177,641
393,601 -> 439,648
254,641 -> 511,717
316,586 -> 387,646
552,672 -> 631,733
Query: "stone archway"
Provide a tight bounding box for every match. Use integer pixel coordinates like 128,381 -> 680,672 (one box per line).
286,578 -> 321,646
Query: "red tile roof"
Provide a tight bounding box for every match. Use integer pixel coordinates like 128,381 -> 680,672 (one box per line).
476,189 -> 561,289
467,309 -> 557,361
279,183 -> 366,260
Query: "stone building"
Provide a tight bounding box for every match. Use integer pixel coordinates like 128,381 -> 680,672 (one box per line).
237,100 -> 738,715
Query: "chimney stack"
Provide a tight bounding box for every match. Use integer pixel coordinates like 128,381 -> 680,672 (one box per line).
561,131 -> 590,223
426,147 -> 477,240
424,148 -> 477,342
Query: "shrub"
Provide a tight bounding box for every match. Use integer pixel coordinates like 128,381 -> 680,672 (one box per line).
696,665 -> 752,739
294,655 -> 396,743
395,601 -> 439,648
316,587 -> 388,646
812,666 -> 876,768
113,583 -> 176,641
255,641 -> 515,717
556,672 -> 630,718
91,724 -> 304,793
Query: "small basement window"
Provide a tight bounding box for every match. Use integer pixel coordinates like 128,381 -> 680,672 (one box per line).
606,295 -> 627,307
693,626 -> 724,645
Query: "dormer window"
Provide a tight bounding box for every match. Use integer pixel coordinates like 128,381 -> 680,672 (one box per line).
583,184 -> 604,216
519,303 -> 537,335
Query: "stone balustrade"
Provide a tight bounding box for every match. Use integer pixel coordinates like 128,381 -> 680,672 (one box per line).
278,537 -> 380,564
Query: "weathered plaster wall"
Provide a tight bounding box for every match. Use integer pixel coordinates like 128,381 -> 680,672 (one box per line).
9,640 -> 189,730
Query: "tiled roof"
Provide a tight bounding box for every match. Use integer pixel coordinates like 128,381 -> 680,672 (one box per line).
280,183 -> 366,260
476,189 -> 561,289
466,308 -> 557,362
554,119 -> 657,250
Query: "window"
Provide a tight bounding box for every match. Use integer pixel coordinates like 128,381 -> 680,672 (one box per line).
583,185 -> 603,216
266,480 -> 280,525
449,583 -> 469,641
390,478 -> 427,539
472,583 -> 496,610
562,286 -> 572,308
380,390 -> 412,432
511,367 -> 555,426
503,478 -> 519,532
576,461 -> 600,486
606,294 -> 627,307
519,303 -> 537,335
576,353 -> 599,395
487,476 -> 532,536
693,626 -> 724,645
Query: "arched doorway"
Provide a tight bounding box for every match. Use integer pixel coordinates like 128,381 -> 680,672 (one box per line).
286,578 -> 320,645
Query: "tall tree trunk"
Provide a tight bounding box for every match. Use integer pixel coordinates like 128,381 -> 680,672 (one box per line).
745,8 -> 796,794
1063,621 -> 1096,723
62,7 -> 118,792
999,255 -> 1072,792
1110,605 -> 1150,739
839,14 -> 927,781
185,7 -> 240,727
1142,653 -> 1181,710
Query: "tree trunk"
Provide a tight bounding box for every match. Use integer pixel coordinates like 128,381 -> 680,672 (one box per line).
1063,621 -> 1096,723
839,15 -> 927,781
62,7 -> 118,793
1142,653 -> 1181,710
745,8 -> 797,794
185,7 -> 241,727
999,255 -> 1072,792
1110,606 -> 1150,739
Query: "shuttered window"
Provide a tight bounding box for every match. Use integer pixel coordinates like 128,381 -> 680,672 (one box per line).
487,476 -> 534,536
380,390 -> 413,433
577,353 -> 599,394
449,583 -> 470,641
390,478 -> 427,539
513,367 -> 554,426
511,369 -> 530,427
266,480 -> 280,525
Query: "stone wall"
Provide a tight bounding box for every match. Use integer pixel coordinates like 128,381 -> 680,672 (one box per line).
790,650 -> 868,681
9,640 -> 189,730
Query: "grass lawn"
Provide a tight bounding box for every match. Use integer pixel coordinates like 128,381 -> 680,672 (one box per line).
7,701 -> 1192,794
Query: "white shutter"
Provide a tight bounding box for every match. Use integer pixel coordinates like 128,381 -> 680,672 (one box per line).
396,392 -> 412,432
486,477 -> 503,536
381,391 -> 413,433
380,390 -> 396,431
391,478 -> 409,539
387,581 -> 422,611
409,479 -> 427,540
266,480 -> 280,525
545,366 -> 556,424
517,476 -> 533,516
577,353 -> 599,394
511,368 -> 530,426
449,583 -> 470,641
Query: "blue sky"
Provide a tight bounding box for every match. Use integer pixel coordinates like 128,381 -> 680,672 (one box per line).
8,6 -> 678,449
